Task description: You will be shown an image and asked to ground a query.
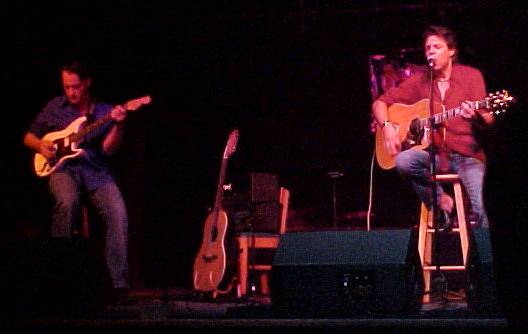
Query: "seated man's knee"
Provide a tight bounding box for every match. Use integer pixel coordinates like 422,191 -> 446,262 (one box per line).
395,151 -> 412,174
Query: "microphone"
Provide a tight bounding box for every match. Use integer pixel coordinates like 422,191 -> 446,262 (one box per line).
427,56 -> 435,67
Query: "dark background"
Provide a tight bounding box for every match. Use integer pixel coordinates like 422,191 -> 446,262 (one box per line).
3,1 -> 527,288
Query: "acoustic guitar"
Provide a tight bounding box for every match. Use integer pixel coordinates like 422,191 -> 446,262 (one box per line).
33,96 -> 151,177
193,129 -> 239,292
375,90 -> 514,170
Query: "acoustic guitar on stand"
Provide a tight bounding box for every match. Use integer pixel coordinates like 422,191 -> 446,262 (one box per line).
193,129 -> 239,293
33,95 -> 152,177
375,90 -> 514,170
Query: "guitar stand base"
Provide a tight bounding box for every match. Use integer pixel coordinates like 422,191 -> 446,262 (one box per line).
212,278 -> 238,300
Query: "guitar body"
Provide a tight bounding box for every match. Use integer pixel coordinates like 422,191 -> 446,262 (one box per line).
375,90 -> 515,170
193,209 -> 229,292
375,99 -> 432,170
34,116 -> 87,177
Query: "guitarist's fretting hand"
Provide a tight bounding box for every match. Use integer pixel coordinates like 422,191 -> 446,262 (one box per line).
460,100 -> 495,125
111,105 -> 128,124
460,101 -> 476,119
103,104 -> 128,155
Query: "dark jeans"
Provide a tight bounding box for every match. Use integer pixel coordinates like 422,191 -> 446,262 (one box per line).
49,172 -> 129,289
395,149 -> 488,228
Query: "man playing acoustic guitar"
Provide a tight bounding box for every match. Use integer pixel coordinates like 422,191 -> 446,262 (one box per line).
372,25 -> 495,229
23,60 -> 137,304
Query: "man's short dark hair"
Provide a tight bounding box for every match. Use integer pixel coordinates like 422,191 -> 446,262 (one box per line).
61,60 -> 92,80
423,25 -> 458,62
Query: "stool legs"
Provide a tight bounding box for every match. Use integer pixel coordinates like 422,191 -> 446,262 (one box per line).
453,181 -> 469,266
418,176 -> 469,304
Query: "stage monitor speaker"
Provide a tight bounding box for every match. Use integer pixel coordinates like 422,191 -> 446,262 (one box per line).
466,228 -> 499,313
271,229 -> 423,317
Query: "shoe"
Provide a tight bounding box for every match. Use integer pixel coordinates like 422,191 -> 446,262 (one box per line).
436,210 -> 452,231
468,212 -> 480,228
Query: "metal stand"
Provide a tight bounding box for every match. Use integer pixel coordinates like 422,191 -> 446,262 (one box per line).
427,61 -> 448,301
327,171 -> 344,228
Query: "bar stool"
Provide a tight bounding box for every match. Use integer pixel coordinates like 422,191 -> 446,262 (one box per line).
417,174 -> 469,303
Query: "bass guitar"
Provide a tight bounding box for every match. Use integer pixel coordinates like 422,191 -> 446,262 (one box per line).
33,95 -> 151,177
193,129 -> 239,293
375,90 -> 514,170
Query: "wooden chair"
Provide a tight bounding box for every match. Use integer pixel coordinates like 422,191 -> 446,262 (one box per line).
235,187 -> 290,297
417,174 -> 469,303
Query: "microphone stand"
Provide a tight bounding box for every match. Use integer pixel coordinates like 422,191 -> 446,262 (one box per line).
427,60 -> 447,300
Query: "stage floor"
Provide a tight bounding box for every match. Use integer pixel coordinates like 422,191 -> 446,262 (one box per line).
5,287 -> 508,334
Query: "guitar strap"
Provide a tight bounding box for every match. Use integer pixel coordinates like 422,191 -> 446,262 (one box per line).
84,100 -> 96,123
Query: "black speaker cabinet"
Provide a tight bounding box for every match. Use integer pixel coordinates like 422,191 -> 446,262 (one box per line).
271,229 -> 423,317
250,173 -> 279,232
225,172 -> 280,233
466,228 -> 499,314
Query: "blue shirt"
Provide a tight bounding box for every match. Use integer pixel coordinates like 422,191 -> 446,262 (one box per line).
28,96 -> 116,191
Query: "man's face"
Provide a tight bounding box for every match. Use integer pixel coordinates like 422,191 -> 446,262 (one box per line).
424,35 -> 455,71
62,70 -> 90,105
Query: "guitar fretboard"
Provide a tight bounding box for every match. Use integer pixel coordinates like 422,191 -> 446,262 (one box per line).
71,114 -> 113,143
419,99 -> 487,127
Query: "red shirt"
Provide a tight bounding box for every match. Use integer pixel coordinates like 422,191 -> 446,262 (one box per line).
378,63 -> 487,160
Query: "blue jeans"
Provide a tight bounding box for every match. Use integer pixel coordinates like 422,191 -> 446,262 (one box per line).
395,149 -> 488,228
49,172 -> 129,289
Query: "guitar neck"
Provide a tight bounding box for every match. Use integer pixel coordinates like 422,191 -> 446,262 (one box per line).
69,95 -> 152,143
421,98 -> 488,127
213,157 -> 229,211
71,113 -> 113,142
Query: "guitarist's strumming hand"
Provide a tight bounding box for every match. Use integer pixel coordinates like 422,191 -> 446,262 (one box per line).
372,99 -> 401,157
382,123 -> 401,156
39,139 -> 57,159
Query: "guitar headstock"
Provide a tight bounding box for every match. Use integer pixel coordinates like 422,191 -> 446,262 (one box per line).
124,95 -> 152,111
487,90 -> 515,115
223,129 -> 239,159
